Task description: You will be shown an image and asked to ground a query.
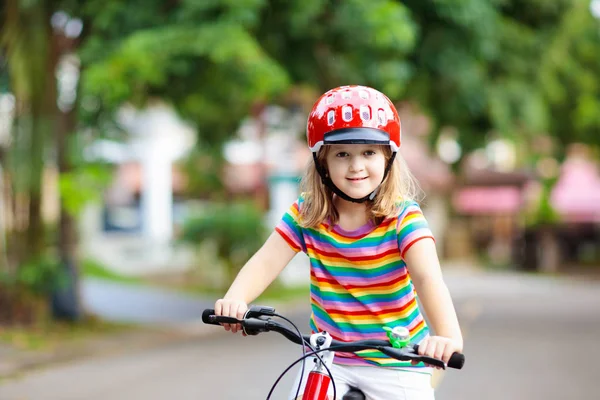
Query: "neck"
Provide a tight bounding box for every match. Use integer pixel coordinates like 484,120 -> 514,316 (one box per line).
333,196 -> 370,229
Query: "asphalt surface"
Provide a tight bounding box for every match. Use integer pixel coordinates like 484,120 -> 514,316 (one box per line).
82,278 -> 216,326
1,269 -> 599,399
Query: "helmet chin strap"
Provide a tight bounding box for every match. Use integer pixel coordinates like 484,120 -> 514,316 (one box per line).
312,152 -> 397,204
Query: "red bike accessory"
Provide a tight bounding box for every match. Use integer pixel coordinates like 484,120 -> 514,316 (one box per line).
306,85 -> 401,203
304,371 -> 332,400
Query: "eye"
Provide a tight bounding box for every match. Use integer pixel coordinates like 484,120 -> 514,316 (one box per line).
364,150 -> 377,156
336,152 -> 349,158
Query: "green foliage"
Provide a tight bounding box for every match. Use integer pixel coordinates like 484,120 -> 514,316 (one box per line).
177,145 -> 225,198
74,0 -> 600,156
0,255 -> 67,296
257,0 -> 417,97
58,164 -> 112,216
538,0 -> 600,151
179,201 -> 267,283
525,179 -> 560,227
79,0 -> 288,146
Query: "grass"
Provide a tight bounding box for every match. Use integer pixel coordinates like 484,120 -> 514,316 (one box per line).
167,279 -> 310,304
81,258 -> 310,303
81,258 -> 142,285
256,283 -> 310,304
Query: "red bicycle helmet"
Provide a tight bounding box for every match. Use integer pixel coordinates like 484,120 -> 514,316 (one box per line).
306,85 -> 401,203
307,85 -> 401,154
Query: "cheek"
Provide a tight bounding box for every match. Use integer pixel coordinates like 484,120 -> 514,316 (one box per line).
370,157 -> 387,173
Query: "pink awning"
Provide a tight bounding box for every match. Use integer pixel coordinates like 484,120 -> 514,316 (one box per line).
550,159 -> 600,223
453,186 -> 522,215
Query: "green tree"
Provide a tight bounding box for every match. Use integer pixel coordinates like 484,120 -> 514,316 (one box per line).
539,0 -> 600,151
391,0 -> 600,160
79,0 -> 289,148
255,0 -> 417,98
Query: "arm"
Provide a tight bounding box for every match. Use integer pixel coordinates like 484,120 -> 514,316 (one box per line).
404,238 -> 463,363
215,231 -> 297,332
224,231 -> 297,303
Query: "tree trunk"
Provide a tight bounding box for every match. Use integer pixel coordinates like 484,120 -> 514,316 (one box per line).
537,227 -> 561,273
4,0 -> 59,265
52,87 -> 82,321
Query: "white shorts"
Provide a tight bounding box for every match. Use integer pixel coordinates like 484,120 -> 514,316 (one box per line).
289,363 -> 435,400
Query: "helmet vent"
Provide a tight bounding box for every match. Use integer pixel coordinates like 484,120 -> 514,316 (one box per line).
378,109 -> 386,125
327,110 -> 335,125
359,90 -> 369,99
360,106 -> 371,121
326,95 -> 335,105
341,91 -> 352,99
342,106 -> 353,122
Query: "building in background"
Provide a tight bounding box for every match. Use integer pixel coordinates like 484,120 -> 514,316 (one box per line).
80,102 -> 196,276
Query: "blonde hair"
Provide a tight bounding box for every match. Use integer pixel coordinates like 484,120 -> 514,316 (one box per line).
298,146 -> 423,229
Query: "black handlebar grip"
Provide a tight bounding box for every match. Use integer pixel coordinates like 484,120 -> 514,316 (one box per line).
412,344 -> 465,370
202,309 -> 219,325
447,352 -> 465,369
202,309 -> 243,325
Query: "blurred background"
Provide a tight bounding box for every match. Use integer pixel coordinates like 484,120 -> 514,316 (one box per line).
0,0 -> 599,399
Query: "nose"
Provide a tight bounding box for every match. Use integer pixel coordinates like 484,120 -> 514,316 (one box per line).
349,156 -> 364,172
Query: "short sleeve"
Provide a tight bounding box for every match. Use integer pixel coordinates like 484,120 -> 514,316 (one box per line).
275,198 -> 305,253
397,201 -> 435,257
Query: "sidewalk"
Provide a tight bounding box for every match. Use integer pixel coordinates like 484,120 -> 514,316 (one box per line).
0,324 -> 218,380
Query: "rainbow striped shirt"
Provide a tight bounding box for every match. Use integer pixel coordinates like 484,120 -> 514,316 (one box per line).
275,196 -> 434,369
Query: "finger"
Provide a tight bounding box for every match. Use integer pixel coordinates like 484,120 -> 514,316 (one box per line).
231,318 -> 241,334
433,342 -> 446,361
236,304 -> 247,320
221,302 -> 231,319
424,340 -> 437,358
230,303 -> 242,333
214,300 -> 223,316
442,346 -> 457,365
221,302 -> 231,331
417,338 -> 429,355
235,306 -> 247,334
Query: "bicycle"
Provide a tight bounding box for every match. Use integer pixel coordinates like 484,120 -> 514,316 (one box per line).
202,305 -> 465,400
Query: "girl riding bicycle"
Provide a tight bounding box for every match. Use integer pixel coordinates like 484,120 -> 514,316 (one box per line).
214,85 -> 463,399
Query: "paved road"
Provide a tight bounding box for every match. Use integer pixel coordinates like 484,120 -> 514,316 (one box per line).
438,270 -> 600,400
82,278 -> 216,326
2,269 -> 599,399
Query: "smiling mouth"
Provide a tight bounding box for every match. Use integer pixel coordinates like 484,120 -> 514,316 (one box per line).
347,177 -> 367,181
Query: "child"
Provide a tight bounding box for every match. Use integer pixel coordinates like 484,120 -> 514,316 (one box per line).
214,85 -> 463,399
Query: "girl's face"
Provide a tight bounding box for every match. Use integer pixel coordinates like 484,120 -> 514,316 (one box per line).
324,144 -> 387,200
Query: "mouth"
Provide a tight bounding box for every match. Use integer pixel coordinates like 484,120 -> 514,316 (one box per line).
347,177 -> 368,181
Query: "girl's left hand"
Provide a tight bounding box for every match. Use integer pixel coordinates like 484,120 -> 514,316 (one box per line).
414,336 -> 463,369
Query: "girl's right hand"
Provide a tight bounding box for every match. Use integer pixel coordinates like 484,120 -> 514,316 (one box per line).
214,298 -> 248,334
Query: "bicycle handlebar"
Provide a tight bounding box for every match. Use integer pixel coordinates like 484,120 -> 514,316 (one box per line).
201,308 -> 465,370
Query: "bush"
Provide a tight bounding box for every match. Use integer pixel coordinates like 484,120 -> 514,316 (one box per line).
179,201 -> 267,287
0,256 -> 67,326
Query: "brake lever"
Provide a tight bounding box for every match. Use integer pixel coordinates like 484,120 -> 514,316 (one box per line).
415,354 -> 445,369
403,347 -> 446,369
379,346 -> 446,369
